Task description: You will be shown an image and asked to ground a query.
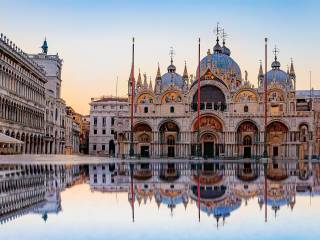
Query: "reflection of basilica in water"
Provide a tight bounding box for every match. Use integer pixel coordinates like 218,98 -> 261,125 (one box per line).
0,164 -> 81,224
89,162 -> 320,225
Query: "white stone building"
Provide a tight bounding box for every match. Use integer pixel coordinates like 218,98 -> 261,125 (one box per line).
0,33 -> 47,153
89,96 -> 129,155
29,39 -> 66,154
116,30 -> 318,162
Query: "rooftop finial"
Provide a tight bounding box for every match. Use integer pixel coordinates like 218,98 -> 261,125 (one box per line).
214,22 -> 221,43
213,22 -> 222,53
271,45 -> 281,69
273,45 -> 280,61
168,47 -> 176,73
41,37 -> 48,54
222,28 -> 227,46
169,46 -> 175,65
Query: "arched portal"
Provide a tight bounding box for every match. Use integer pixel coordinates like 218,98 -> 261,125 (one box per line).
159,121 -> 179,157
267,121 -> 288,159
192,115 -> 223,157
200,133 -> 217,158
133,122 -> 152,158
237,121 -> 258,159
192,85 -> 226,111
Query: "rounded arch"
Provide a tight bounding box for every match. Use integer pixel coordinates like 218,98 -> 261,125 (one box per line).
243,135 -> 252,146
133,122 -> 152,132
192,114 -> 223,132
159,120 -> 180,132
268,88 -> 286,102
161,90 -> 183,104
234,88 -> 258,103
266,120 -> 289,132
236,119 -> 259,132
136,91 -> 155,104
192,85 -> 226,105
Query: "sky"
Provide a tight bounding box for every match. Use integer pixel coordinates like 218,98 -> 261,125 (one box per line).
1,0 -> 320,114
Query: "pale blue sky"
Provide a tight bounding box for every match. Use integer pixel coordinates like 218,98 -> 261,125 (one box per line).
1,0 -> 319,114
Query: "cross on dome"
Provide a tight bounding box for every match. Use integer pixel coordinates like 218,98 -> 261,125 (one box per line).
169,47 -> 175,65
273,45 -> 280,60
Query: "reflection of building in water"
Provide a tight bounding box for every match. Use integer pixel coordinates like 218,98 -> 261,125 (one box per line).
89,163 -> 129,192
257,178 -> 296,216
33,190 -> 62,222
0,164 -> 80,224
190,163 -> 241,225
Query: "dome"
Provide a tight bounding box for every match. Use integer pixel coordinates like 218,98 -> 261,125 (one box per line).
161,64 -> 184,89
221,46 -> 231,56
266,59 -> 292,88
198,50 -> 242,82
266,69 -> 288,87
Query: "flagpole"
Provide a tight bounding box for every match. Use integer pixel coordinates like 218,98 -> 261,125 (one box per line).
130,38 -> 135,158
197,37 -> 201,222
263,38 -> 268,158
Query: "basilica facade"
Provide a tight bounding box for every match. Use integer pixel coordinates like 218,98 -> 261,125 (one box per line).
115,34 -> 316,161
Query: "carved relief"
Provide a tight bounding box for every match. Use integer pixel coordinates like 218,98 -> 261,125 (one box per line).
268,90 -> 284,102
193,116 -> 223,132
137,93 -> 153,104
134,123 -> 152,132
267,122 -> 288,132
237,122 -> 258,132
161,92 -> 182,104
235,90 -> 257,103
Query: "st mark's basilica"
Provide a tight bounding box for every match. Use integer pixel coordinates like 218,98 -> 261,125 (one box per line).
114,29 -> 317,161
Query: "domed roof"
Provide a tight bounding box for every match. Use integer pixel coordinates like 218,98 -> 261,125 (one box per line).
198,41 -> 241,83
266,58 -> 291,88
161,63 -> 184,89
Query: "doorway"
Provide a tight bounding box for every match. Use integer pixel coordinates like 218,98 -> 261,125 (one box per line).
244,146 -> 251,158
273,146 -> 279,157
140,146 -> 149,158
203,142 -> 214,158
168,146 -> 175,157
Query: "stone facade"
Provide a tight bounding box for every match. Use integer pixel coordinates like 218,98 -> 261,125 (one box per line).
29,41 -> 66,154
0,34 -> 80,155
115,35 -> 319,161
0,33 -> 47,153
89,96 -> 129,155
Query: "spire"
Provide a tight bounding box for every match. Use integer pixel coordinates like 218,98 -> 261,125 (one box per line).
258,60 -> 264,76
290,58 -> 295,76
213,22 -> 222,53
137,69 -> 142,88
149,76 -> 153,90
143,73 -> 148,88
258,60 -> 264,88
128,63 -> 135,96
183,61 -> 188,78
156,63 -> 161,79
41,37 -> 48,54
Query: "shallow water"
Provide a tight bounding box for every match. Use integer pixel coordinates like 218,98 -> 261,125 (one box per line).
1,161 -> 320,240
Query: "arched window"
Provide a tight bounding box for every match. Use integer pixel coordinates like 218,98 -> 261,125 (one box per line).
244,105 -> 249,112
243,135 -> 252,146
170,106 -> 174,113
167,135 -> 175,145
144,106 -> 148,113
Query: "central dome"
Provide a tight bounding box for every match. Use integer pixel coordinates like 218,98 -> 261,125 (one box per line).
197,40 -> 242,83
